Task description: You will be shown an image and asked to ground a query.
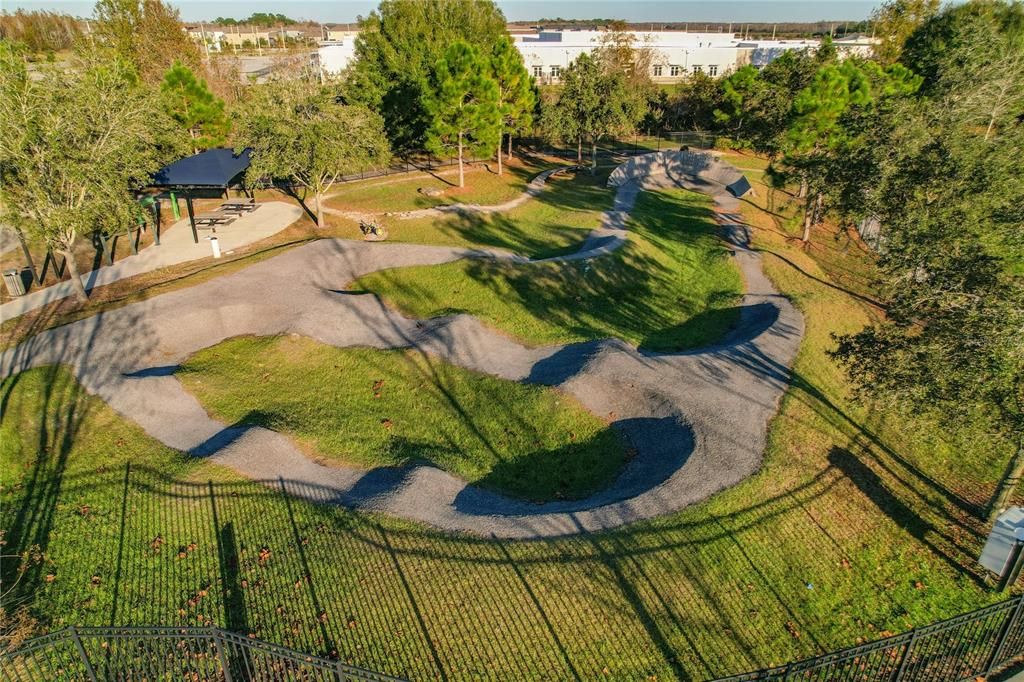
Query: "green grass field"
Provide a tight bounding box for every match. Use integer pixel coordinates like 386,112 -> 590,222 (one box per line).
327,167 -> 615,259
325,162 -> 540,214
177,335 -> 624,502
1,149 -> 1016,680
354,187 -> 744,352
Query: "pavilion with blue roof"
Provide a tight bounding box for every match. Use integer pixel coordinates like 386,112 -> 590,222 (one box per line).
149,148 -> 252,243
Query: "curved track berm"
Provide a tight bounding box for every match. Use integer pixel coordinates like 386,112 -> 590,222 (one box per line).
1,151 -> 803,539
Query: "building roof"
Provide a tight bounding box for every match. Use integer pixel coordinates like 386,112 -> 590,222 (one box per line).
151,148 -> 252,189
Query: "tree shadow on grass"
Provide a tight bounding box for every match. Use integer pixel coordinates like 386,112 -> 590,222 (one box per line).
1,426 -> 998,681
442,188 -> 740,352
0,297 -> 150,635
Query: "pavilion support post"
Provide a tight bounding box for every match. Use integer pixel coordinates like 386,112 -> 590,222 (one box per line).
185,194 -> 198,243
170,191 -> 181,221
15,227 -> 40,286
151,201 -> 161,246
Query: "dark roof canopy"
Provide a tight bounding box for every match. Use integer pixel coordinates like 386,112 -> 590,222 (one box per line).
150,148 -> 252,189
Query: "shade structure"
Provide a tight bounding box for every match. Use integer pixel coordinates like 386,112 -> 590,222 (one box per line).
151,148 -> 252,189
149,148 -> 252,243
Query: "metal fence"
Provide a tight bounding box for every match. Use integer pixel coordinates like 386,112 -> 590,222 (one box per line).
714,595 -> 1024,682
327,131 -> 718,186
1,626 -> 407,682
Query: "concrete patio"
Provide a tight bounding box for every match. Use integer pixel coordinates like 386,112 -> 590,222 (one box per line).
0,201 -> 303,321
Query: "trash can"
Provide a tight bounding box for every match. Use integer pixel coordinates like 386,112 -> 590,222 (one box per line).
3,269 -> 25,297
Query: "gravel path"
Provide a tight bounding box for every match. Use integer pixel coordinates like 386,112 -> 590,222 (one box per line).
0,154 -> 804,539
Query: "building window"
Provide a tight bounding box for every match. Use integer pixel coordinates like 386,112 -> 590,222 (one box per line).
550,65 -> 561,79
692,65 -> 703,75
670,65 -> 682,77
708,64 -> 718,77
653,65 -> 663,77
532,65 -> 543,78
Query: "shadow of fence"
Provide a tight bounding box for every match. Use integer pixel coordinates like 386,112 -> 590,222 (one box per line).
0,625 -> 404,682
712,595 -> 1024,682
0,455 -> 993,681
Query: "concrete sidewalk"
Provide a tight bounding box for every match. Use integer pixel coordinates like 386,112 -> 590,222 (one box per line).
0,202 -> 303,321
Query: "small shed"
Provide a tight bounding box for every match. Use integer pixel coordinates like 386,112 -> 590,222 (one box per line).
149,148 -> 252,243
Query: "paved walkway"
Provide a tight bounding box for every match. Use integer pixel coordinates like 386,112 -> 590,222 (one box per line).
0,154 -> 804,539
0,202 -> 303,321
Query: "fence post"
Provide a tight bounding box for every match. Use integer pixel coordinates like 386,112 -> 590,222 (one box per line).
985,596 -> 1024,676
212,629 -> 234,682
890,630 -> 919,682
68,627 -> 98,682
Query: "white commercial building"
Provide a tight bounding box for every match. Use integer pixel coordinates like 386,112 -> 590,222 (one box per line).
317,29 -> 860,80
515,30 -> 747,83
318,38 -> 358,76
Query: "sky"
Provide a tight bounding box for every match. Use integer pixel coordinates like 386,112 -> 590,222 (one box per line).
5,0 -> 883,23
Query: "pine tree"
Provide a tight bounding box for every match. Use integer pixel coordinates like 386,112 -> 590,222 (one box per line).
424,41 -> 500,188
160,61 -> 230,154
784,59 -> 920,242
490,35 -> 535,176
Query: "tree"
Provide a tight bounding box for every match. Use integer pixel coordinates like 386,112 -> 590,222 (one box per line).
713,49 -> 820,157
344,0 -> 507,152
662,71 -> 721,132
833,1 -> 1024,522
782,59 -> 920,242
234,78 -> 391,227
542,52 -> 640,173
93,0 -> 203,84
901,0 -> 1024,141
490,35 -> 534,175
871,0 -> 941,64
0,10 -> 82,53
593,21 -> 653,135
160,61 -> 230,154
0,46 -> 180,303
423,41 -> 500,188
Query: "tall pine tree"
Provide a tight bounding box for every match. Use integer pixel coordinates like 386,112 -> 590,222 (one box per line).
424,41 -> 500,188
160,61 -> 229,154
490,35 -> 534,176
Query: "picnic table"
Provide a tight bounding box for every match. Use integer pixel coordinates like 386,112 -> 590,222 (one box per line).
220,198 -> 259,216
192,212 -> 237,231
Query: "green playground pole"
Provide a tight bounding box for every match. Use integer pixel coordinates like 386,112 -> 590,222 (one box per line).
170,191 -> 181,220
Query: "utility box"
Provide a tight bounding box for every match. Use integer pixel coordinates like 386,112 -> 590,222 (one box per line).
3,269 -> 25,297
980,507 -> 1024,580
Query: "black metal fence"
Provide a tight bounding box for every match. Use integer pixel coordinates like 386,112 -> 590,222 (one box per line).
714,595 -> 1024,682
329,130 -> 718,185
1,626 -> 407,681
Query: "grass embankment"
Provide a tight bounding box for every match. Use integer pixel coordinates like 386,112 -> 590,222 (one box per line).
2,148 -> 1017,681
354,186 -> 744,352
177,335 -> 624,501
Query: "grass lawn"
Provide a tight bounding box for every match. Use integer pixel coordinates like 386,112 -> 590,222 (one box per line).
328,169 -> 616,259
353,186 -> 744,351
325,160 -> 542,214
177,335 -> 624,502
2,148 -> 1018,681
